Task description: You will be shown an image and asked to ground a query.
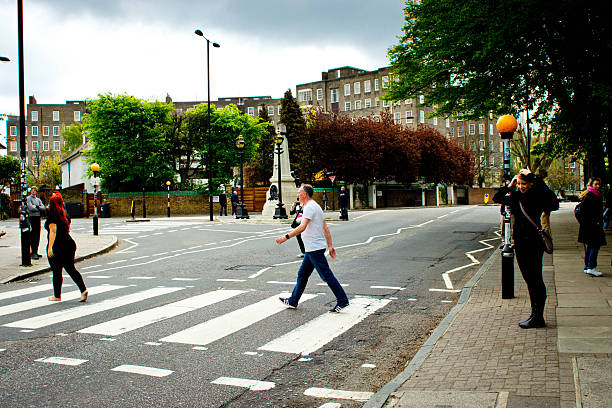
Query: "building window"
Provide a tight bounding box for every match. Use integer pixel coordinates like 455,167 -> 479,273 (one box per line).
10,126 -> 16,136
374,79 -> 380,91
433,117 -> 438,126
298,89 -> 312,103
499,141 -> 504,152
569,162 -> 576,168
375,98 -> 380,107
32,141 -> 39,151
382,76 -> 389,88
32,156 -> 38,166
406,110 -> 413,124
419,95 -> 425,104
344,102 -> 351,111
32,126 -> 38,136
31,111 -> 38,121
43,126 -> 49,137
446,118 -> 450,128
258,106 -> 262,115
317,88 -> 323,101
43,141 -> 50,151
364,99 -> 371,108
479,139 -> 485,150
247,107 -> 254,116
53,126 -> 60,136
74,111 -> 81,121
489,124 -> 494,135
364,80 -> 371,93
53,141 -> 61,151
419,110 -> 425,124
344,84 -> 350,96
354,82 -> 360,95
336,70 -> 341,78
355,100 -> 361,110
383,100 -> 390,107
479,124 -> 485,134
457,127 -> 464,137
53,111 -> 59,121
450,127 -> 454,137
405,99 -> 412,105
268,106 -> 274,116
469,124 -> 475,135
331,89 -> 338,103
277,105 -> 281,115
10,141 -> 17,151
479,155 -> 485,164
393,112 -> 401,124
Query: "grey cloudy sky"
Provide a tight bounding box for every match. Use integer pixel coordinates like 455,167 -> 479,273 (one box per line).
0,0 -> 405,141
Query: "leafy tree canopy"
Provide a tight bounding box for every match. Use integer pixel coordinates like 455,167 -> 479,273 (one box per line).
0,155 -> 20,188
61,121 -> 85,154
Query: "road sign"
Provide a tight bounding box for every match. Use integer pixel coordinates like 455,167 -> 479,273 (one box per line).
329,175 -> 336,184
484,193 -> 489,204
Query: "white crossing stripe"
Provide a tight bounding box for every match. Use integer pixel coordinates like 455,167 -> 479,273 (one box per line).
0,285 -> 125,317
259,297 -> 391,355
78,289 -> 246,336
4,287 -> 183,329
370,286 -> 404,290
35,356 -> 88,366
111,364 -> 173,377
304,387 -> 374,401
160,292 -> 317,346
0,284 -> 58,301
211,377 -> 275,391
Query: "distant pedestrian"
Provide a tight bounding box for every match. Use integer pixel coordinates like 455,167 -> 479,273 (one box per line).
45,191 -> 88,302
493,169 -> 558,329
322,191 -> 329,211
338,186 -> 349,220
231,190 -> 239,216
578,178 -> 606,277
27,186 -> 45,260
289,197 -> 305,257
276,184 -> 349,313
219,191 -> 227,216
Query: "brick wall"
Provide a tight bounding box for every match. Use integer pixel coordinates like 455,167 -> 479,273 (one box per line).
468,187 -> 498,205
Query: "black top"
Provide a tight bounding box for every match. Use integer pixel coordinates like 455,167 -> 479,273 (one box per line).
44,211 -> 74,253
578,191 -> 606,247
219,193 -> 227,204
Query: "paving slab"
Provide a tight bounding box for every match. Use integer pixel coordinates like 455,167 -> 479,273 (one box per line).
576,357 -> 612,408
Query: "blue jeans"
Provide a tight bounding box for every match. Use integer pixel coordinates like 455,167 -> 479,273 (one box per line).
288,249 -> 348,307
585,245 -> 600,269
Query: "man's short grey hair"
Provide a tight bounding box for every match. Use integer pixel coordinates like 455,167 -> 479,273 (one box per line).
301,184 -> 314,198
30,186 -> 38,192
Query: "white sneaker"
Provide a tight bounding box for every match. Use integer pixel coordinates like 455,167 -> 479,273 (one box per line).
586,269 -> 603,277
584,268 -> 589,274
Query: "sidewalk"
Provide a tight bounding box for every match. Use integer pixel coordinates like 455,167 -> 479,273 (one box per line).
365,207 -> 611,408
0,226 -> 117,284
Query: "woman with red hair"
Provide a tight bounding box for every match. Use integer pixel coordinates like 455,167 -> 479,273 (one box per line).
45,191 -> 88,302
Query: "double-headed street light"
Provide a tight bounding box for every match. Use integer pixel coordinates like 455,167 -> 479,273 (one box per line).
235,134 -> 249,219
91,163 -> 100,236
273,124 -> 288,219
195,28 -> 220,222
166,181 -> 171,217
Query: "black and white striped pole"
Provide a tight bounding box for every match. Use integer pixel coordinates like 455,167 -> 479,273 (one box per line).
166,181 -> 171,217
496,115 -> 517,299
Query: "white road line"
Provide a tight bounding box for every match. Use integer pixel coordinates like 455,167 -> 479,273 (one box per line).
316,283 -> 349,287
4,287 -> 183,329
267,281 -> 295,285
152,232 -> 163,235
160,293 -> 317,346
171,248 -> 188,253
152,252 -> 168,257
88,276 -> 112,279
131,256 -> 149,261
318,403 -> 341,408
111,364 -> 173,377
171,278 -> 199,281
428,288 -> 461,293
81,265 -> 102,270
0,348 -> 6,352
117,238 -> 138,254
304,387 -> 374,401
211,377 -> 275,391
78,289 -> 245,336
35,356 -> 88,366
217,278 -> 246,282
187,246 -> 202,250
437,214 -> 450,219
370,286 -> 404,290
361,363 -> 376,368
248,267 -> 271,279
127,276 -> 155,280
259,297 -> 391,356
0,285 -> 124,317
144,342 -> 162,346
0,284 -> 56,301
168,230 -> 178,233
107,260 -> 127,265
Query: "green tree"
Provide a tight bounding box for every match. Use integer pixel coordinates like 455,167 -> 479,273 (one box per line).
61,121 -> 85,153
0,155 -> 20,191
38,153 -> 62,188
279,89 -> 311,180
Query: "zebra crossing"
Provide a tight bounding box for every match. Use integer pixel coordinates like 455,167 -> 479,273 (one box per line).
70,220 -> 206,236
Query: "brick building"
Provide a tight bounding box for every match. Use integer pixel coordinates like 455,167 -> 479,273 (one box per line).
166,94 -> 283,123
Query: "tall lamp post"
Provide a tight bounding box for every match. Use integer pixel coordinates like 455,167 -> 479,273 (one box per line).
195,28 -> 220,222
496,114 -> 517,299
166,181 -> 171,217
235,134 -> 249,219
0,56 -> 9,62
273,124 -> 288,219
91,163 -> 100,236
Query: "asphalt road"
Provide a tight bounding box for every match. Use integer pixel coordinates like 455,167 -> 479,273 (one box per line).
0,205 -> 501,407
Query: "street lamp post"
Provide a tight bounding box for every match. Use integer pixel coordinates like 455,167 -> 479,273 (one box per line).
166,181 -> 171,217
0,56 -> 10,62
496,114 -> 518,299
235,134 -> 249,219
195,28 -> 220,222
273,124 -> 288,219
91,163 -> 100,236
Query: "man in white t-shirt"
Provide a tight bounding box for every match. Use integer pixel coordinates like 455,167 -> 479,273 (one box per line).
276,184 -> 349,312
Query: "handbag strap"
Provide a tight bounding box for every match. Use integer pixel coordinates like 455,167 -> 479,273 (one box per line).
519,200 -> 541,231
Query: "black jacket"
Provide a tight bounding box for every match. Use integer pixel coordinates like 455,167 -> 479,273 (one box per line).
578,191 -> 606,247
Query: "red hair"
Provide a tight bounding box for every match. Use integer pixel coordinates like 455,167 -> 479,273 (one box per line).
49,191 -> 70,232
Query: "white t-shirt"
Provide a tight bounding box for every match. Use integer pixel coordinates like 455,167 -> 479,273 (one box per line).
301,199 -> 327,252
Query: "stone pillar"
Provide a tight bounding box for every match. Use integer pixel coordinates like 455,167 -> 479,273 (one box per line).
262,136 -> 299,216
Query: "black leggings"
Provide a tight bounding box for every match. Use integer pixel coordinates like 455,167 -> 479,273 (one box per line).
30,216 -> 41,254
48,243 -> 86,298
296,234 -> 305,254
514,238 -> 546,307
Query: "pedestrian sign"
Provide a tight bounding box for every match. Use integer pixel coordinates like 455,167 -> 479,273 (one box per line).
484,193 -> 489,204
329,175 -> 336,184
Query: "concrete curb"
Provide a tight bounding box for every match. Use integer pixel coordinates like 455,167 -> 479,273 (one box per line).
1,236 -> 119,284
362,248 -> 500,408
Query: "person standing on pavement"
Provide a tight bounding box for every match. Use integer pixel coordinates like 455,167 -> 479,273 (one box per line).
231,190 -> 239,216
27,186 -> 45,260
493,169 -> 559,329
289,196 -> 305,257
338,186 -> 349,220
322,191 -> 329,211
578,178 -> 606,277
276,184 -> 349,312
45,191 -> 88,302
219,191 -> 227,216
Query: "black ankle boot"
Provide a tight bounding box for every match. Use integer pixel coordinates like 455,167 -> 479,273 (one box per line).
519,305 -> 546,329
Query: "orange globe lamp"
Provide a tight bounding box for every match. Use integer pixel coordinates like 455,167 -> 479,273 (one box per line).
496,115 -> 517,139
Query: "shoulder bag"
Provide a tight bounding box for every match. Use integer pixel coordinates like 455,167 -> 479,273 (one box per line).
519,201 -> 553,254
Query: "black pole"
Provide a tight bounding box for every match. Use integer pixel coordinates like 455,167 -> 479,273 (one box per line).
17,0 -> 31,266
207,40 -> 214,222
526,108 -> 531,170
236,150 -> 249,219
167,185 -> 170,217
93,181 -> 98,236
273,141 -> 287,219
501,132 -> 514,299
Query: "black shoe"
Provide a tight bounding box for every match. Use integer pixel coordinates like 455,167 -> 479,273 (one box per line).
279,297 -> 297,309
518,314 -> 546,329
329,303 -> 349,313
31,254 -> 40,260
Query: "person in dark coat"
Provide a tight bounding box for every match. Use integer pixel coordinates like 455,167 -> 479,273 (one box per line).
338,186 -> 349,220
290,197 -> 305,257
27,186 -> 46,259
578,178 -> 606,277
45,191 -> 88,302
218,191 -> 227,216
493,169 -> 559,329
231,191 -> 239,216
